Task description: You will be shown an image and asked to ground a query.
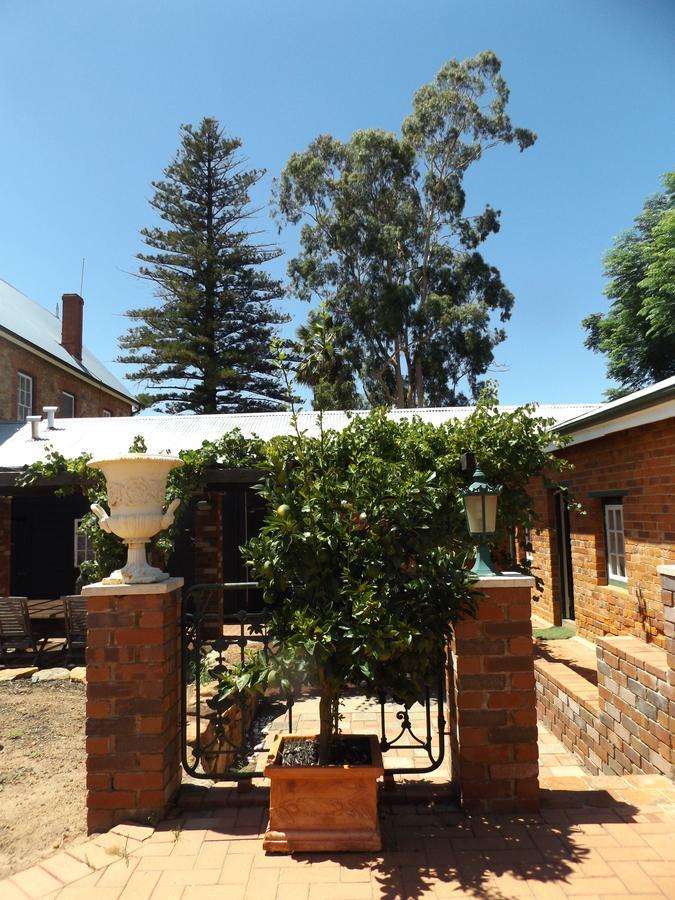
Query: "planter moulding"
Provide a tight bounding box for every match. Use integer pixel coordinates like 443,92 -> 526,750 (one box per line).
263,733 -> 384,853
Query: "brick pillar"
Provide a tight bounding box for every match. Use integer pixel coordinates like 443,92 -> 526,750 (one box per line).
82,578 -> 183,834
449,574 -> 539,813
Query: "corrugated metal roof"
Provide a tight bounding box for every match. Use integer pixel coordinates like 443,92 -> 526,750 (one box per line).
0,423 -> 22,446
0,404 -> 601,470
0,277 -> 135,402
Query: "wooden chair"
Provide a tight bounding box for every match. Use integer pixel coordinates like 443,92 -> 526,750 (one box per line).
62,595 -> 88,664
0,596 -> 42,664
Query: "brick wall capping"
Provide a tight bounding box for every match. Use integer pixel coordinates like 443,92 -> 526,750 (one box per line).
596,634 -> 669,677
82,577 -> 184,597
471,572 -> 535,590
657,565 -> 675,592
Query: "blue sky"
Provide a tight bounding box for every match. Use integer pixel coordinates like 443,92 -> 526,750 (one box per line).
1,0 -> 673,408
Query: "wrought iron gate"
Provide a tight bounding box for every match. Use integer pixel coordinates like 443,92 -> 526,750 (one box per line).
181,582 -> 447,781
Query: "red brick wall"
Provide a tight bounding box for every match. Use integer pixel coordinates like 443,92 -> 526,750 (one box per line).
531,417 -> 675,646
0,335 -> 132,420
449,578 -> 539,813
83,580 -> 183,833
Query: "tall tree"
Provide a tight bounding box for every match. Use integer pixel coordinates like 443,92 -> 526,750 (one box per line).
275,51 -> 535,408
294,307 -> 364,410
583,172 -> 675,399
118,118 -> 289,413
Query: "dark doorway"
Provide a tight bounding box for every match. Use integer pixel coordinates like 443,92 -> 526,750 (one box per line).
221,486 -> 267,614
554,491 -> 575,621
168,497 -> 196,589
11,492 -> 90,598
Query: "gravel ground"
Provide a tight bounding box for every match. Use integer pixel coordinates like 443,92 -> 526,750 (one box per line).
0,680 -> 86,878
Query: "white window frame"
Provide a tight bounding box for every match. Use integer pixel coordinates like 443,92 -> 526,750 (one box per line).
604,503 -> 627,585
74,518 -> 94,568
61,391 -> 75,417
17,372 -> 33,420
102,409 -> 112,417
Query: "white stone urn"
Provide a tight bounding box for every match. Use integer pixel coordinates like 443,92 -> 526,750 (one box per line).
87,454 -> 184,584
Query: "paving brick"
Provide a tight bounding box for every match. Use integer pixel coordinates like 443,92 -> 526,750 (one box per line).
10,865 -> 64,898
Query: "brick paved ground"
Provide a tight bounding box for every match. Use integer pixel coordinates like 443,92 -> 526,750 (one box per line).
3,724 -> 675,900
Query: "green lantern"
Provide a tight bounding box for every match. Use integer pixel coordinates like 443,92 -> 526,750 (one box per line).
460,465 -> 502,576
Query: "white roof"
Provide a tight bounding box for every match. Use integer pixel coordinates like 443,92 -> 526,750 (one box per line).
0,405 -> 600,470
0,277 -> 135,402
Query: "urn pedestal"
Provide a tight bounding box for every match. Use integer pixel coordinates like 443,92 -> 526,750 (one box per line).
87,454 -> 184,585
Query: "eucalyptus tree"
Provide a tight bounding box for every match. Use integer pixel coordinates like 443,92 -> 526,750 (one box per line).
275,51 -> 536,407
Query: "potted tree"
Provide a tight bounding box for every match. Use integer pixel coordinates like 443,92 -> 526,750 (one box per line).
239,406 -> 477,852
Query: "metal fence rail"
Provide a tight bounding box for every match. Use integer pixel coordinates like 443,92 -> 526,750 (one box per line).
181,581 -> 446,781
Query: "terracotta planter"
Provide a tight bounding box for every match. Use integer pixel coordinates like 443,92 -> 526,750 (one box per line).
263,733 -> 384,853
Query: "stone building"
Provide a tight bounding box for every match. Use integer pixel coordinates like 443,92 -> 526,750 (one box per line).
0,277 -> 135,423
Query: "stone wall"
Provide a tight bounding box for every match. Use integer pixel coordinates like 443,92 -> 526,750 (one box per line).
535,632 -> 674,779
534,659 -> 603,774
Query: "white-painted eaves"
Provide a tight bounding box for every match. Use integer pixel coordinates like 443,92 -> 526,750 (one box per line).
550,375 -> 675,448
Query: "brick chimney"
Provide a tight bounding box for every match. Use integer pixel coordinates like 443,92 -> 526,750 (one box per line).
61,293 -> 84,360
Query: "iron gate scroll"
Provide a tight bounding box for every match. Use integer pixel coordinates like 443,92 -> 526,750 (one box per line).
181,582 -> 447,781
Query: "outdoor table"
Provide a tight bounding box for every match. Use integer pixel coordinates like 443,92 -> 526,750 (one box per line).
26,598 -> 66,639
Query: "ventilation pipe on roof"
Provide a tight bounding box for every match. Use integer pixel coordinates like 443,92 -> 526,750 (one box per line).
43,406 -> 58,429
26,415 -> 42,440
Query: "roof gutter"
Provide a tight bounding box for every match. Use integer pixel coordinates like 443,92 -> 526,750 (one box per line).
552,379 -> 675,437
0,325 -> 137,408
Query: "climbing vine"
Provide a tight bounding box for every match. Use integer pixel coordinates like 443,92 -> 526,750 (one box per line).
16,430 -> 267,583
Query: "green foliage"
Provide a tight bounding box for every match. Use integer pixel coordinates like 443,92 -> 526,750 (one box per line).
128,435 -> 148,453
275,51 -> 536,408
16,430 -> 267,580
240,367 -> 565,757
118,117 -> 291,413
15,445 -> 125,584
583,172 -> 675,398
154,431 -> 267,559
17,390 -> 564,763
294,305 -> 364,410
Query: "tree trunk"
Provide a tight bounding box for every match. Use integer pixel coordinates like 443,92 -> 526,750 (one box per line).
394,336 -> 405,408
318,672 -> 335,766
415,355 -> 424,407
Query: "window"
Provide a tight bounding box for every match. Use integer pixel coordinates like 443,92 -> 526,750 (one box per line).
604,503 -> 627,585
74,519 -> 94,568
102,409 -> 112,417
61,391 -> 75,417
17,372 -> 33,420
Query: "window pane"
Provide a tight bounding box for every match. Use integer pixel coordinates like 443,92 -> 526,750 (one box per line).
605,503 -> 626,582
17,373 -> 33,420
62,393 -> 75,417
